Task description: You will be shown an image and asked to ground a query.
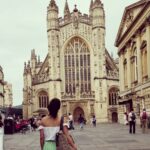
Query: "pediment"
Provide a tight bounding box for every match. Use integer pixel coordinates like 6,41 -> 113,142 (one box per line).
115,0 -> 147,46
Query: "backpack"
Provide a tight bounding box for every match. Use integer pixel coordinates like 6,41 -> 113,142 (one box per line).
142,112 -> 147,120
131,113 -> 136,121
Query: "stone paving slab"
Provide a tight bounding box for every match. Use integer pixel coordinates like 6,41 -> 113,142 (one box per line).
3,123 -> 150,150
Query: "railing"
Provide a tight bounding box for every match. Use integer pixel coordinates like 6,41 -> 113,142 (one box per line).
32,74 -> 49,85
61,91 -> 95,100
59,14 -> 91,27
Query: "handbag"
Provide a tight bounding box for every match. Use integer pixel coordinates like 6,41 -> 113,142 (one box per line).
56,116 -> 74,150
56,132 -> 72,150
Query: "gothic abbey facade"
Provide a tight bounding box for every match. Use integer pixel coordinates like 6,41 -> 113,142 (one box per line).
23,0 -> 119,123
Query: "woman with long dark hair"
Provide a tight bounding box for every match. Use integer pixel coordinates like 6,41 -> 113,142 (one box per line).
40,98 -> 77,150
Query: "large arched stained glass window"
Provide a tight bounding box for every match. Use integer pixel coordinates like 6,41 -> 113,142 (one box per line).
64,37 -> 91,95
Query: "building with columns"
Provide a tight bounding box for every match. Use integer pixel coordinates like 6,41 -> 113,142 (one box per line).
115,0 -> 150,124
23,0 -> 119,123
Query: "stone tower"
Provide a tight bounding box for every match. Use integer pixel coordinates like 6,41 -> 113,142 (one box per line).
47,0 -> 61,99
90,0 -> 108,121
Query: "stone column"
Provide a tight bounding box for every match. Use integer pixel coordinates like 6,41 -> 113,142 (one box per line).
136,31 -> 142,83
127,43 -> 131,88
146,18 -> 150,78
119,52 -> 124,91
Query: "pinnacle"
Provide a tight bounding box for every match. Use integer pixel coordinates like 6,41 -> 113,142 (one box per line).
64,0 -> 70,14
94,0 -> 102,5
90,0 -> 93,9
49,0 -> 58,11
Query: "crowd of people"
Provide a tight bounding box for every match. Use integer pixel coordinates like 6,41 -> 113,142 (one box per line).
1,99 -> 150,150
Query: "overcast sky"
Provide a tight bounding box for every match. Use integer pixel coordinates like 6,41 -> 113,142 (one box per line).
0,0 -> 138,106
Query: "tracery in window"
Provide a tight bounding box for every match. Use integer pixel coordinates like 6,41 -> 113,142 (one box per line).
64,37 -> 91,95
109,88 -> 119,105
38,91 -> 49,108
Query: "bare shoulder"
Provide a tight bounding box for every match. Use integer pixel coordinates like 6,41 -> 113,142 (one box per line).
56,116 -> 61,125
41,116 -> 48,125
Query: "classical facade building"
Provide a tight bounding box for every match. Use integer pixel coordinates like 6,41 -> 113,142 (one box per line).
4,82 -> 13,107
0,66 -> 4,109
23,0 -> 119,122
115,0 -> 150,124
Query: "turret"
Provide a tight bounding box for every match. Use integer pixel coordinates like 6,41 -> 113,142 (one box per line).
47,0 -> 61,99
73,5 -> 79,29
64,0 -> 71,20
38,55 -> 41,64
47,0 -> 59,31
31,49 -> 37,75
92,0 -> 105,29
23,61 -> 32,119
31,49 -> 36,60
23,62 -> 27,75
91,0 -> 106,78
89,0 -> 93,18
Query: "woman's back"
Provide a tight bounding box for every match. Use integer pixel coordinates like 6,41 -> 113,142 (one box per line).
41,116 -> 60,141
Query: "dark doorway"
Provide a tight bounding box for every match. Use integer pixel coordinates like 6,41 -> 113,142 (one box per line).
112,112 -> 118,122
73,107 -> 84,122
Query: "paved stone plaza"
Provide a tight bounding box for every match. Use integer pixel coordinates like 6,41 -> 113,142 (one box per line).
3,123 -> 150,150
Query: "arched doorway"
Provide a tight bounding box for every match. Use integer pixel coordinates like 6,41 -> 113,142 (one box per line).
73,107 -> 84,122
112,112 -> 118,123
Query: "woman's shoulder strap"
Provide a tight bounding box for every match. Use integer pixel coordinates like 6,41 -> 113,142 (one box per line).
60,116 -> 64,130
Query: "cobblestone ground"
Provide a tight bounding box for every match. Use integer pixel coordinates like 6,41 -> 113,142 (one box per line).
4,123 -> 150,150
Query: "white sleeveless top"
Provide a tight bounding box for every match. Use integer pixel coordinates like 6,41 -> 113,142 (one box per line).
43,126 -> 60,141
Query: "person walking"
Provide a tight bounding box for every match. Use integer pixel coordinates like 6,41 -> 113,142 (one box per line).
140,108 -> 148,133
128,108 -> 136,134
40,98 -> 77,150
91,115 -> 96,127
78,114 -> 85,130
68,113 -> 74,130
